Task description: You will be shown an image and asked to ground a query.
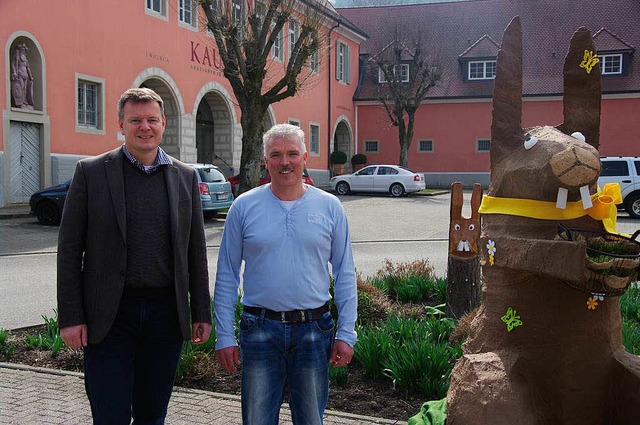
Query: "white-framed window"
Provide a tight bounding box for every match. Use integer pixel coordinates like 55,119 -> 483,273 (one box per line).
254,1 -> 266,21
288,118 -> 300,127
601,54 -> 623,75
477,139 -> 491,152
145,0 -> 168,19
309,123 -> 320,155
364,140 -> 379,153
308,33 -> 319,73
336,41 -> 351,84
179,0 -> 197,28
232,0 -> 243,27
378,64 -> 410,83
288,20 -> 299,60
272,26 -> 284,61
468,60 -> 496,80
76,74 -> 105,135
418,139 -> 433,153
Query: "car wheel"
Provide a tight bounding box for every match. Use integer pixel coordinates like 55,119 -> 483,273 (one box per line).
36,201 -> 61,225
203,210 -> 218,220
336,181 -> 350,195
390,183 -> 405,197
625,193 -> 640,219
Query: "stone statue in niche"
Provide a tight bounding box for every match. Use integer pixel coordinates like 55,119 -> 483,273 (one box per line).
11,43 -> 35,110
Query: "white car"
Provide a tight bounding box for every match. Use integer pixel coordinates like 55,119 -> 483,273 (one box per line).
330,165 -> 426,197
597,156 -> 640,219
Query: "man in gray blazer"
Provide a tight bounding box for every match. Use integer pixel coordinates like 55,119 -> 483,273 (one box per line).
57,88 -> 212,425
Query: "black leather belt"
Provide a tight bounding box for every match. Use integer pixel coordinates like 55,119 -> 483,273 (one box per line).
243,302 -> 330,323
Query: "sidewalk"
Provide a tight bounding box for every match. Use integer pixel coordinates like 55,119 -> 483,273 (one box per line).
0,204 -> 31,219
0,363 -> 407,425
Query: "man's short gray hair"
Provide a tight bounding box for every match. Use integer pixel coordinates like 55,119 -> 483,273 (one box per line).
117,88 -> 165,121
263,124 -> 306,155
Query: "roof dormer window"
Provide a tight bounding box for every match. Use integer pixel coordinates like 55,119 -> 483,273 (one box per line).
468,60 -> 496,80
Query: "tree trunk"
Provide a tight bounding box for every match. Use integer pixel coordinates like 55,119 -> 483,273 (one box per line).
446,256 -> 481,319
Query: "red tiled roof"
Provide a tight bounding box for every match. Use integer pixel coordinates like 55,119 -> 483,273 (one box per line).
337,0 -> 640,101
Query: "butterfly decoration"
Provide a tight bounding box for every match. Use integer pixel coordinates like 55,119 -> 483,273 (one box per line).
501,307 -> 523,332
579,50 -> 600,74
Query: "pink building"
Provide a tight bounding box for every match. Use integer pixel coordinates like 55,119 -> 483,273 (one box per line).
340,0 -> 640,187
1,0 -> 366,206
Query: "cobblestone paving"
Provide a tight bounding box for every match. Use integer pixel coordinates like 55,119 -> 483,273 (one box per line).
0,364 -> 406,425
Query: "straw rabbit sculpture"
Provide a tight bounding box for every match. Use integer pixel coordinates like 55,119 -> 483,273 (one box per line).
446,17 -> 640,424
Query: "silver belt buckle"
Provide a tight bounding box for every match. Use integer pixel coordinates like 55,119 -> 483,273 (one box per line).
281,311 -> 286,322
300,311 -> 306,322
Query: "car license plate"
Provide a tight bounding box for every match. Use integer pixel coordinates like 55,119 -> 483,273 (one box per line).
217,193 -> 229,200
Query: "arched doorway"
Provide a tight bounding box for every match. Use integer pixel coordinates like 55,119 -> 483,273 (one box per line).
195,92 -> 233,176
333,120 -> 353,173
140,79 -> 180,159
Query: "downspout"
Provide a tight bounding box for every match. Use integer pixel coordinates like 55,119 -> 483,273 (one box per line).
327,19 -> 341,171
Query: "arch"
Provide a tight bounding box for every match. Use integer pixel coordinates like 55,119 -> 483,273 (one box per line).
3,32 -> 51,205
332,115 -> 354,172
5,31 -> 46,112
192,82 -> 239,175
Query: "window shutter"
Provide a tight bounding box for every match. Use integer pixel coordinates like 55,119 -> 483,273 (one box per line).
346,45 -> 351,84
335,40 -> 340,80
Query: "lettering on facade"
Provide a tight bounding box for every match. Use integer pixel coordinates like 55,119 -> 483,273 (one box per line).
146,52 -> 170,63
190,41 -> 223,70
337,105 -> 351,112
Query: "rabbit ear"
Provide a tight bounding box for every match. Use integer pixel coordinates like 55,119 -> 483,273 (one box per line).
491,16 -> 524,164
559,27 -> 602,150
451,182 -> 463,219
470,183 -> 484,219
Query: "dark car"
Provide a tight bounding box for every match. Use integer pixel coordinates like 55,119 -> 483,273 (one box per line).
29,180 -> 70,225
227,164 -> 315,195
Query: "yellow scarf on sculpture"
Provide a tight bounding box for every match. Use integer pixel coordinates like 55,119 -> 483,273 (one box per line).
478,183 -> 622,234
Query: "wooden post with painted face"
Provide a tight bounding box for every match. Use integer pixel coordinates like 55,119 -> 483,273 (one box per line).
446,182 -> 482,318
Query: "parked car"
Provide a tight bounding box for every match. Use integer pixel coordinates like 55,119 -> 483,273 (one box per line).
227,164 -> 315,195
597,156 -> 640,219
189,163 -> 234,219
29,180 -> 70,225
330,164 -> 426,197
29,163 -> 233,225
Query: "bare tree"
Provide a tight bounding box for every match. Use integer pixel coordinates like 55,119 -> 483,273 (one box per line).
200,0 -> 326,193
372,27 -> 440,168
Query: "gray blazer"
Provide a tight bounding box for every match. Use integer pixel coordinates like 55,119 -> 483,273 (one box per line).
57,147 -> 211,344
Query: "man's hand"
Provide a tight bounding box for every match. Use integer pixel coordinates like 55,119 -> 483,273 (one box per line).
216,346 -> 241,373
330,339 -> 354,367
60,324 -> 88,350
191,322 -> 212,345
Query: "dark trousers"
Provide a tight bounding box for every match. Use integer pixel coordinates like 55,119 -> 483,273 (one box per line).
83,293 -> 184,425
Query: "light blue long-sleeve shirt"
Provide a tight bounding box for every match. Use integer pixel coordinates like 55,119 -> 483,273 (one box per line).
214,184 -> 357,350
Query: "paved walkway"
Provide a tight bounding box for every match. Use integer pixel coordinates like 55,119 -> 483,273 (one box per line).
0,363 -> 407,425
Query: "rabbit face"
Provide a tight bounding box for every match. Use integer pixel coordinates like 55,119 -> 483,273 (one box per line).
492,126 -> 600,207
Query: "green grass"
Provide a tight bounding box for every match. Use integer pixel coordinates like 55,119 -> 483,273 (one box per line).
24,311 -> 64,356
621,285 -> 640,355
0,328 -> 15,359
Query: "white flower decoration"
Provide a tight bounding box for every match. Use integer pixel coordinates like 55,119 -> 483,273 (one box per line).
487,240 -> 496,256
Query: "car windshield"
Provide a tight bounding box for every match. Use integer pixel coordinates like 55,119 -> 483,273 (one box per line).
197,167 -> 226,183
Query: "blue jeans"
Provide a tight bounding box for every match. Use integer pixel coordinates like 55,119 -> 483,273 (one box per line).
83,294 -> 184,425
239,310 -> 335,425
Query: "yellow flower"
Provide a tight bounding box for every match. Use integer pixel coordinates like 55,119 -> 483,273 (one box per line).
587,297 -> 598,310
489,255 -> 495,266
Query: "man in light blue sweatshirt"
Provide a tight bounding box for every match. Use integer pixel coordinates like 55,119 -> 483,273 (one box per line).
214,123 -> 357,425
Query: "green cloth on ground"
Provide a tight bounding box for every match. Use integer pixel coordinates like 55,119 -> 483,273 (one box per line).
408,397 -> 447,425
